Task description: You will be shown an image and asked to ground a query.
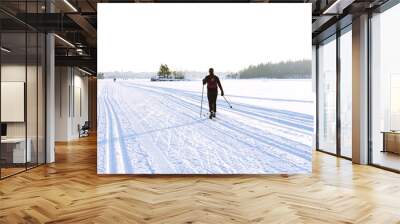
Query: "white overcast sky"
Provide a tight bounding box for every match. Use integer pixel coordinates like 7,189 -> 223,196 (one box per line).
98,3 -> 311,73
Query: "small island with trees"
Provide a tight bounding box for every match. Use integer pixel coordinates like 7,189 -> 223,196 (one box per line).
151,64 -> 185,81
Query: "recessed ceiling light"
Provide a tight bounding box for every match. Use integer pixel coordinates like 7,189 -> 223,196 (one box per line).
54,34 -> 75,48
78,67 -> 92,76
323,0 -> 354,15
63,0 -> 78,12
1,47 -> 11,53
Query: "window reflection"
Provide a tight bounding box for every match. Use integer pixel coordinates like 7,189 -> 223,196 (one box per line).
340,29 -> 352,158
318,36 -> 337,154
371,4 -> 400,171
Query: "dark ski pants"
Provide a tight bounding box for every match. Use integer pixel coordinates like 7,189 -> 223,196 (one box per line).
207,90 -> 218,113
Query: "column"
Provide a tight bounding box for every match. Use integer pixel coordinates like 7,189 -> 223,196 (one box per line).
352,14 -> 369,164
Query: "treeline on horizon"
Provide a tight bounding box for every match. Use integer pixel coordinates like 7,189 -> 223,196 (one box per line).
238,59 -> 311,79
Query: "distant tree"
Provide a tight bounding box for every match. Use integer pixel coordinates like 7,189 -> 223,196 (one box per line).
170,71 -> 184,80
97,73 -> 105,79
226,73 -> 239,79
239,60 -> 311,79
158,64 -> 171,78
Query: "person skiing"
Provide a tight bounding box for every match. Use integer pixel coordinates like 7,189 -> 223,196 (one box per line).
202,68 -> 224,119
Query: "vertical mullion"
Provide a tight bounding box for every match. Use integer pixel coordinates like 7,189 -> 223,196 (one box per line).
336,30 -> 341,157
59,67 -> 61,117
73,68 -> 75,118
316,45 -> 320,150
367,11 -> 373,165
69,69 -> 71,118
25,0 -> 28,171
44,35 -> 47,164
0,25 -> 2,179
36,0 -> 39,167
44,0 -> 47,164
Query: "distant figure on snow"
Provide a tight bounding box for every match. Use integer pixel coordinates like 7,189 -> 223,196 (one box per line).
203,68 -> 224,119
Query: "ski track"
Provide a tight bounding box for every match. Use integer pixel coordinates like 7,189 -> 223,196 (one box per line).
98,80 -> 313,174
123,82 -> 314,134
121,82 -> 313,148
97,92 -> 108,173
105,89 -> 135,173
120,83 -> 310,172
99,84 -> 134,173
98,86 -> 117,173
131,83 -> 313,121
103,82 -> 310,173
121,83 -> 312,162
114,88 -> 177,174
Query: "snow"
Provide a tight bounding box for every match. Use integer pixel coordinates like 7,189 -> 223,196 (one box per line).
97,79 -> 314,174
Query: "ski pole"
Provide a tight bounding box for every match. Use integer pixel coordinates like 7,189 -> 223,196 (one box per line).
223,95 -> 233,108
200,84 -> 204,117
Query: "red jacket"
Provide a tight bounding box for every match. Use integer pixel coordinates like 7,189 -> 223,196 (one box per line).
203,75 -> 224,93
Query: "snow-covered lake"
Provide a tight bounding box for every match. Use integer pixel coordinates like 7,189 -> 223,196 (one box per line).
97,79 -> 314,174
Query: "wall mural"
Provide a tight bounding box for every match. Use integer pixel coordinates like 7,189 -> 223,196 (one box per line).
97,3 -> 313,174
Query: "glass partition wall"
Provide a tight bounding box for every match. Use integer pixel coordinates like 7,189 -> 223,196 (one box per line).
317,35 -> 337,155
0,31 -> 28,177
370,3 -> 400,171
0,3 -> 46,179
316,26 -> 352,159
339,27 -> 352,159
316,0 -> 400,172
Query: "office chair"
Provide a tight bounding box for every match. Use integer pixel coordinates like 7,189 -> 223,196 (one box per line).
79,121 -> 90,138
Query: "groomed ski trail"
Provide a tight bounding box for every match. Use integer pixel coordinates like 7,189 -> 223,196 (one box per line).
98,79 -> 313,174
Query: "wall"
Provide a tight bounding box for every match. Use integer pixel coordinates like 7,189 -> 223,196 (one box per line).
1,64 -> 44,142
1,65 -> 26,138
72,71 -> 89,138
312,45 -> 317,150
55,67 -> 89,141
55,66 -> 70,141
88,77 -> 97,132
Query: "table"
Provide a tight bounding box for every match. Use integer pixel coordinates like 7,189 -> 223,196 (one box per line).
381,131 -> 400,154
1,138 -> 31,164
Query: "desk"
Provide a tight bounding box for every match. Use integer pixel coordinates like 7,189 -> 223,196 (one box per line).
381,131 -> 400,154
1,138 -> 31,163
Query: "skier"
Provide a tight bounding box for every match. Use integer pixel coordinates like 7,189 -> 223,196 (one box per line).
202,68 -> 224,119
